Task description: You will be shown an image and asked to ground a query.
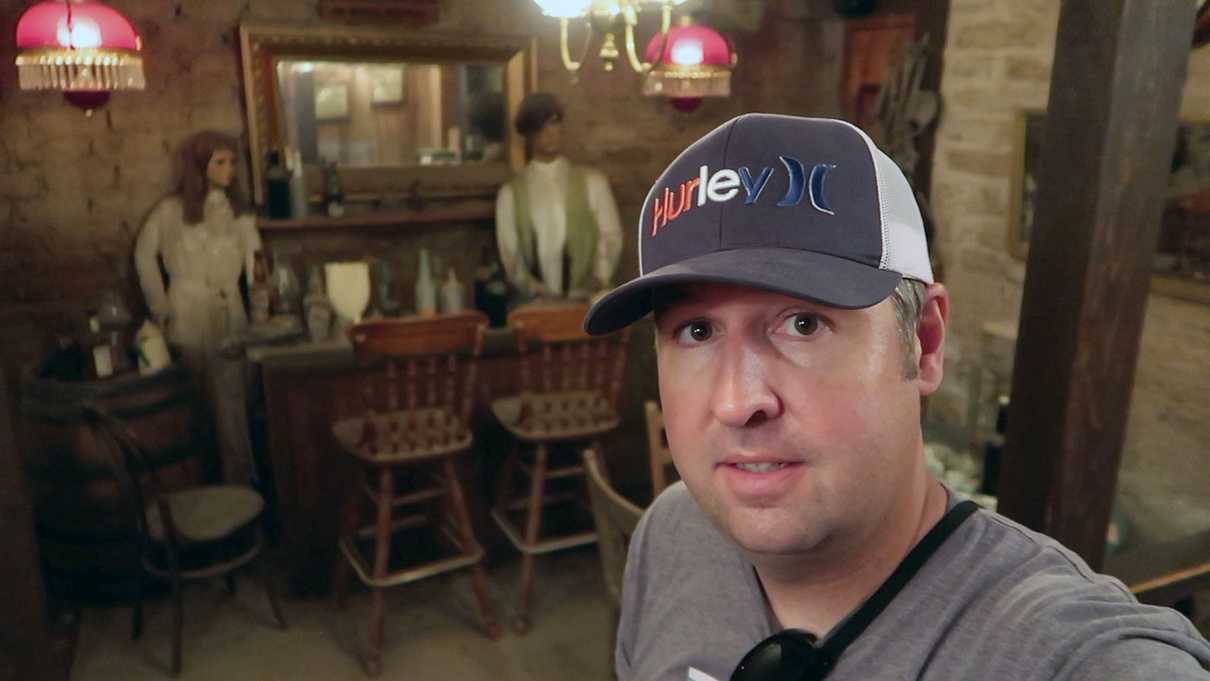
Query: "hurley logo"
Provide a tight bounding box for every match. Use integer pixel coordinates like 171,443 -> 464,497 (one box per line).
650,157 -> 836,236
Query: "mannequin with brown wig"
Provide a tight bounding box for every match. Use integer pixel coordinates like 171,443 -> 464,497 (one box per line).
134,130 -> 262,484
495,92 -> 622,300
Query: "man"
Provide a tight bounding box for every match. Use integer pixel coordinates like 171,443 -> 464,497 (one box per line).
583,114 -> 1210,681
495,92 -> 623,301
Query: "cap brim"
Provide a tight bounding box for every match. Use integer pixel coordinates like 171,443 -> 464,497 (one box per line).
583,247 -> 903,335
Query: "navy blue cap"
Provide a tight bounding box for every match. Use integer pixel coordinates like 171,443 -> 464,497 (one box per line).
584,114 -> 932,335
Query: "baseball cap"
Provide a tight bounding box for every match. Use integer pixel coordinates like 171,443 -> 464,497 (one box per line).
583,113 -> 933,335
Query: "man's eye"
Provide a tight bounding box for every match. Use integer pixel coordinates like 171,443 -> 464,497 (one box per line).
675,320 -> 712,343
783,313 -> 822,337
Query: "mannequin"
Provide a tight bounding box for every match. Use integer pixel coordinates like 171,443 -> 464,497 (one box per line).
494,92 -> 623,301
134,130 -> 261,485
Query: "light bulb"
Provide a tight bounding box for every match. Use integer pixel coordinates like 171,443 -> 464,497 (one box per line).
57,15 -> 102,49
534,0 -> 593,17
669,38 -> 703,65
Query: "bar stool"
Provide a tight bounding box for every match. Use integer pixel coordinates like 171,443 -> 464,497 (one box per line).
331,312 -> 499,677
490,303 -> 631,632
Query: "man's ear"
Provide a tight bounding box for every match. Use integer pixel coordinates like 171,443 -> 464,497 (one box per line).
916,283 -> 949,396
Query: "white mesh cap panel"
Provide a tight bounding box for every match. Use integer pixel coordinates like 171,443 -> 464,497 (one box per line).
834,120 -> 933,284
871,147 -> 933,284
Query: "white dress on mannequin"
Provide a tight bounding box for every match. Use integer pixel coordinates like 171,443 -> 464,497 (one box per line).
135,189 -> 262,485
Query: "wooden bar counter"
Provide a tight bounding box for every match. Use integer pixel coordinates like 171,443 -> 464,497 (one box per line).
248,327 -> 519,595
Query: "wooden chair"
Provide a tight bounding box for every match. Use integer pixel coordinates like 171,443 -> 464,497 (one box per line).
644,400 -> 678,498
491,303 -> 631,632
331,312 -> 499,676
582,446 -> 642,671
81,403 -> 286,677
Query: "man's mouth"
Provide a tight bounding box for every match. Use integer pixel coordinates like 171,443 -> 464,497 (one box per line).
731,462 -> 789,473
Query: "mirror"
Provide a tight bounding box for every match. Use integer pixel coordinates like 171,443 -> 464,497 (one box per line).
240,23 -> 535,209
276,60 -> 508,167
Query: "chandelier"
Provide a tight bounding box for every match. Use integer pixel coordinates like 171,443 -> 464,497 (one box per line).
533,0 -> 734,105
15,0 -> 146,114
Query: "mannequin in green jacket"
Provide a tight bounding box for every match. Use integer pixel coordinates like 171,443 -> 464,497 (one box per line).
494,92 -> 623,301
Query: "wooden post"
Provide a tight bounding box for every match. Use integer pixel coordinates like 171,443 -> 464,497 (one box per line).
995,0 -> 1193,570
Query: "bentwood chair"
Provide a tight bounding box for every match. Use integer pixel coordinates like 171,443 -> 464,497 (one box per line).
331,312 -> 499,676
490,303 -> 631,632
644,400 -> 679,499
81,403 -> 286,677
582,446 -> 643,671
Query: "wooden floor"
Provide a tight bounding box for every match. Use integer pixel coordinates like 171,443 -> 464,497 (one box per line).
70,547 -> 613,681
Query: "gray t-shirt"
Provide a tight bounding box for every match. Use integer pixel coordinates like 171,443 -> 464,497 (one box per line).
617,482 -> 1210,681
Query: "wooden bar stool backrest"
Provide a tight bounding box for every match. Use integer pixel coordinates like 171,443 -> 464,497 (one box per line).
582,446 -> 642,607
507,304 -> 631,410
346,312 -> 488,425
644,400 -> 678,498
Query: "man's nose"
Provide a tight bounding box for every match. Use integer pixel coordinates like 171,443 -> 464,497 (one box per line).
710,340 -> 782,428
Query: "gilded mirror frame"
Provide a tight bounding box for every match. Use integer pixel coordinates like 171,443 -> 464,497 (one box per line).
239,23 -> 535,208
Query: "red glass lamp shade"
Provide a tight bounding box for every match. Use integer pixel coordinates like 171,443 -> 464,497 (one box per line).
15,0 -> 145,109
642,18 -> 734,111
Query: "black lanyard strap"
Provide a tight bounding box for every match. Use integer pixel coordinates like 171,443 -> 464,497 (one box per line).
814,499 -> 980,668
731,500 -> 981,681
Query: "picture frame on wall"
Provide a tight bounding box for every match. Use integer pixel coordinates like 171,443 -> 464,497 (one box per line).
1009,109 -> 1210,304
314,83 -> 349,120
369,65 -> 405,104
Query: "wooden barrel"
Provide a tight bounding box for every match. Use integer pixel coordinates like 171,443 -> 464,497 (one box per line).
19,365 -> 215,601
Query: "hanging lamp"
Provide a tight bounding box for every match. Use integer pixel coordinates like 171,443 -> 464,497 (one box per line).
15,0 -> 145,114
642,17 -> 735,112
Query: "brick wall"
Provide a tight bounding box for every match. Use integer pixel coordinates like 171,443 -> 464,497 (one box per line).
0,0 -> 843,358
0,0 -> 845,496
931,0 -> 1210,542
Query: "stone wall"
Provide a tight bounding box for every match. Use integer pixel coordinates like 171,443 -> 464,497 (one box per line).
0,0 -> 846,495
931,0 -> 1210,542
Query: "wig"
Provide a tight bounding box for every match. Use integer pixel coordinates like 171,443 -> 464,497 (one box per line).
176,130 -> 248,225
513,92 -> 564,139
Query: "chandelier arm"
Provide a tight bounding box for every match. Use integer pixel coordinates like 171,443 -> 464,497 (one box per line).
629,3 -> 675,74
623,20 -> 652,73
623,2 -> 670,75
560,16 -> 593,73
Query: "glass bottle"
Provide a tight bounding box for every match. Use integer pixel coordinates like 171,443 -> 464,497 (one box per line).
479,248 -> 510,327
249,250 -> 272,324
96,289 -> 133,374
440,267 -> 465,314
979,395 -> 1009,497
270,249 -> 300,317
86,316 -> 114,379
414,248 -> 437,318
303,264 -> 332,342
265,149 -> 292,219
372,259 -> 401,317
323,160 -> 345,218
289,148 -> 308,219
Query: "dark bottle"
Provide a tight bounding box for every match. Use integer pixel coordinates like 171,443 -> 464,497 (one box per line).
473,245 -> 509,327
37,334 -> 87,381
265,149 -> 292,219
979,395 -> 1009,497
323,160 -> 345,217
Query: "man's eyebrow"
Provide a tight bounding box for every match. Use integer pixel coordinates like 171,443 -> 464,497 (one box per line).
650,285 -> 696,319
